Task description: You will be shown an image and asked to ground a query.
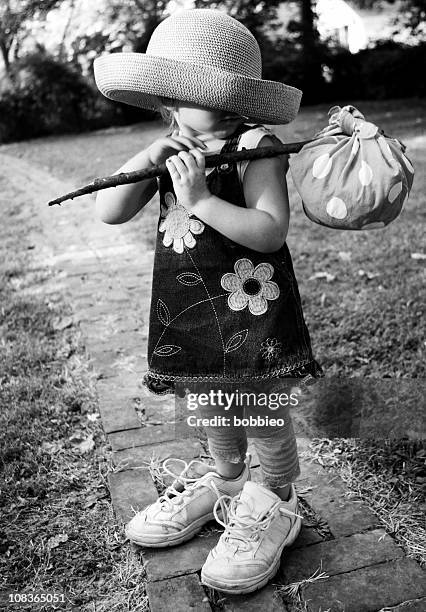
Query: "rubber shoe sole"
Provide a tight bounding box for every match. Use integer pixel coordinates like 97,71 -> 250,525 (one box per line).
126,509 -> 222,548
201,515 -> 302,594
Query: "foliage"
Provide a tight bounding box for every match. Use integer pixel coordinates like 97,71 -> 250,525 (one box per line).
193,0 -> 283,43
394,0 -> 426,40
0,51 -> 116,142
326,41 -> 426,101
194,0 -> 326,103
352,0 -> 426,39
0,0 -> 63,73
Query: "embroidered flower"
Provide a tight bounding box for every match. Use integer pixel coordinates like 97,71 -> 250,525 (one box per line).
221,258 -> 280,316
159,192 -> 204,254
260,337 -> 282,362
160,191 -> 176,217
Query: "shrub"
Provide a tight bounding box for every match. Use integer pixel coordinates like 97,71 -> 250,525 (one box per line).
262,39 -> 426,105
325,41 -> 426,102
0,51 -> 156,143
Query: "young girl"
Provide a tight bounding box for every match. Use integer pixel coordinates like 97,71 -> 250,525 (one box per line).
94,8 -> 323,594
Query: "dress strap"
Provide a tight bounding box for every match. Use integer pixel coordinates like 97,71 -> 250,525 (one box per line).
221,123 -> 264,154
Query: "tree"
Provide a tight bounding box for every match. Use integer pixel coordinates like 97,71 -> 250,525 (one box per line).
67,0 -> 171,72
0,0 -> 62,74
106,0 -> 171,53
351,0 -> 426,40
193,0 -> 283,51
287,0 -> 326,101
194,1 -> 326,101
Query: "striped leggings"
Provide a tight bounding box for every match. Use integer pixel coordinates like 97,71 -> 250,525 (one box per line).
203,405 -> 300,488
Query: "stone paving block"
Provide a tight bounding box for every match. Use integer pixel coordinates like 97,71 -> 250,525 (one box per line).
297,458 -> 325,483
302,472 -> 380,536
77,300 -> 139,323
79,312 -> 144,339
144,532 -> 220,581
99,397 -> 141,434
55,259 -> 106,275
143,394 -> 178,422
303,557 -> 426,612
89,348 -> 145,376
281,528 -> 403,584
108,425 -> 176,451
290,525 -> 324,549
88,343 -> 145,365
96,373 -> 142,400
221,585 -> 288,611
379,598 -> 426,611
108,468 -> 158,522
84,331 -> 145,355
80,320 -> 144,343
146,574 -> 211,612
89,351 -> 145,380
113,439 -> 203,469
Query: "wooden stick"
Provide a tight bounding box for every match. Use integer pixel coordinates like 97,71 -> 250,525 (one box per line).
47,140 -> 312,206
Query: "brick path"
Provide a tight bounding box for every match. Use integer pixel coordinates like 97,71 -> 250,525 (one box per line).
5,150 -> 425,612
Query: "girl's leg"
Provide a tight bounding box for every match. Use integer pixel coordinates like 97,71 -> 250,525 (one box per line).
125,420 -> 249,548
250,406 -> 301,498
201,409 -> 302,593
214,457 -> 246,479
203,419 -> 248,478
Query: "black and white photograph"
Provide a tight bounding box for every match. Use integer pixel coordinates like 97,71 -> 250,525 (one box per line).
1,1 -> 425,610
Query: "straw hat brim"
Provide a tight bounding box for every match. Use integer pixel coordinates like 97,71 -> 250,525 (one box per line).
94,53 -> 302,125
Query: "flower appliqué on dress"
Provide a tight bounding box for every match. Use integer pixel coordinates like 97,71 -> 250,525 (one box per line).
221,258 -> 280,316
260,337 -> 282,362
159,191 -> 204,254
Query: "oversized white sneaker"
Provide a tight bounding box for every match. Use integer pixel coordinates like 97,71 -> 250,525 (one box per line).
201,480 -> 302,594
125,457 -> 250,548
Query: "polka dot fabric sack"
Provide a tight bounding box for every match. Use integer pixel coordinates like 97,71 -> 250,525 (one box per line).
289,105 -> 415,230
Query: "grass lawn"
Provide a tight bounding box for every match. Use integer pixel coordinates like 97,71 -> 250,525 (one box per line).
0,175 -> 147,609
1,98 -> 425,609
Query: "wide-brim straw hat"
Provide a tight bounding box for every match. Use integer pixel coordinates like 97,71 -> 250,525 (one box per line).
94,8 -> 302,125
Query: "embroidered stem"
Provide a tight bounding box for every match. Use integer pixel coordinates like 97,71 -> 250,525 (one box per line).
151,293 -> 227,357
185,248 -> 227,375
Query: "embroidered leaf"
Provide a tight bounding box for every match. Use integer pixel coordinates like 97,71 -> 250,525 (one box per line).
157,299 -> 170,325
154,345 -> 182,357
177,272 -> 202,286
225,329 -> 248,353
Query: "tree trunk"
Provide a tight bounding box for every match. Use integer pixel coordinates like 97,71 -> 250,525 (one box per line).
0,39 -> 11,74
300,0 -> 317,51
299,0 -> 324,103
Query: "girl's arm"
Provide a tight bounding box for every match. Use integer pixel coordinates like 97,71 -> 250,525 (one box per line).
96,132 -> 208,225
167,136 -> 290,253
95,149 -> 157,225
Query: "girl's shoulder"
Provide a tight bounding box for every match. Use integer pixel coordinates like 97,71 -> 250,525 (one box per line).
239,124 -> 274,145
237,125 -> 285,184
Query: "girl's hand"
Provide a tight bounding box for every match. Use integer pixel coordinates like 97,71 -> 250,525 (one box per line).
147,130 -> 207,165
165,149 -> 211,209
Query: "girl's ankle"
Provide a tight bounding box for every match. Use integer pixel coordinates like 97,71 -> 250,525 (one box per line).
215,461 -> 245,480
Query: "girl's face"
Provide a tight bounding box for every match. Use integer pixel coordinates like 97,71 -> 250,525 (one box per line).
171,101 -> 245,139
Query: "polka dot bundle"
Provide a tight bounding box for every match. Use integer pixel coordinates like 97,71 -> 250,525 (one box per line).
289,105 -> 415,230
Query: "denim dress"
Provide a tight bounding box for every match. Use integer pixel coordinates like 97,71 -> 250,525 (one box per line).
143,123 -> 323,395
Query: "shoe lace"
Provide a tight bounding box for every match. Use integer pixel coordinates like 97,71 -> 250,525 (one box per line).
157,458 -> 221,511
212,493 -> 304,551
